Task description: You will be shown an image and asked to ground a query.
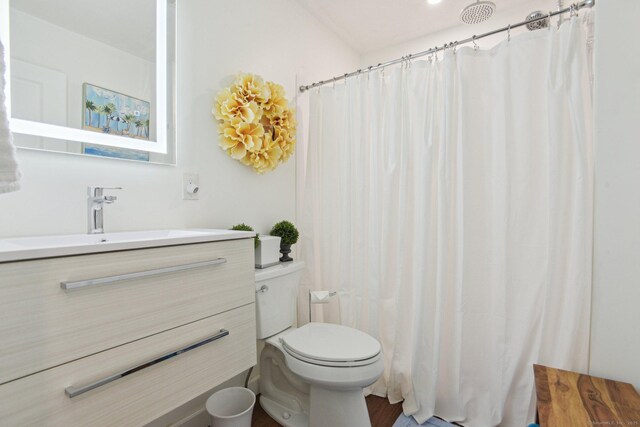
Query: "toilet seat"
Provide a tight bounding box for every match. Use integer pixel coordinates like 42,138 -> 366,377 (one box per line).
280,323 -> 381,367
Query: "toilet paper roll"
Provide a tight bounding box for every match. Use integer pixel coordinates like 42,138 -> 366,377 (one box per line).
310,290 -> 332,304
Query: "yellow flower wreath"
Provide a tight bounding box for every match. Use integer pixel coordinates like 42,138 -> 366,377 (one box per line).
213,74 -> 296,173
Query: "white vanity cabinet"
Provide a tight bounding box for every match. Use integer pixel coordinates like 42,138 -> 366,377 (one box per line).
0,237 -> 256,426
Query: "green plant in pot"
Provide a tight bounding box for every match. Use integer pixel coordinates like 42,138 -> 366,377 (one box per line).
230,223 -> 260,248
270,220 -> 299,262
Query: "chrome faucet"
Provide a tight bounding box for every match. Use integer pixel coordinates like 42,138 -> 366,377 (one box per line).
88,186 -> 122,234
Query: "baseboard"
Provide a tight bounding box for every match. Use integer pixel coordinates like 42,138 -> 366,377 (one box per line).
247,374 -> 260,395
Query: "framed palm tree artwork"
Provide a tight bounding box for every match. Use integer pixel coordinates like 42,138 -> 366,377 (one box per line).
82,83 -> 151,139
82,83 -> 150,161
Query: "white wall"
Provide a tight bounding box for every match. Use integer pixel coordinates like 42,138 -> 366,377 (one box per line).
0,0 -> 359,238
590,0 -> 640,388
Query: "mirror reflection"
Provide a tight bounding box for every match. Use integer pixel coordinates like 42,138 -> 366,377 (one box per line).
8,0 -> 175,163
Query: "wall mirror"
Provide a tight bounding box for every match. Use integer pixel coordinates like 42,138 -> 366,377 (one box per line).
0,0 -> 176,164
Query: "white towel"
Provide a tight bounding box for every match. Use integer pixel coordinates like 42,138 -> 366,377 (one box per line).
0,39 -> 21,194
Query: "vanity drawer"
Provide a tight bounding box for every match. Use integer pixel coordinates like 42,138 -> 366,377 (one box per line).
0,239 -> 254,385
0,303 -> 256,426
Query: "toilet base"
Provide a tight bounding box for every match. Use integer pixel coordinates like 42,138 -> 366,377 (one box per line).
309,385 -> 371,427
260,330 -> 379,427
260,395 -> 308,427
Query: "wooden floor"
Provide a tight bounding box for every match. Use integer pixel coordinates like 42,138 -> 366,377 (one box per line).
251,394 -> 404,427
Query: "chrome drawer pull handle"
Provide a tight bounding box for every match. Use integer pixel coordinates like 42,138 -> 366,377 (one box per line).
60,258 -> 227,290
65,329 -> 230,398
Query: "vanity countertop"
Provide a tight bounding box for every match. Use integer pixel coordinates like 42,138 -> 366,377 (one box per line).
0,229 -> 255,263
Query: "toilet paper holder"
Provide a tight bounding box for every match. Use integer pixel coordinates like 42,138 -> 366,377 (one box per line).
308,290 -> 337,323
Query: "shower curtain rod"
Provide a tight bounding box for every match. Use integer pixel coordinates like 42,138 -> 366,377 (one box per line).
299,0 -> 594,93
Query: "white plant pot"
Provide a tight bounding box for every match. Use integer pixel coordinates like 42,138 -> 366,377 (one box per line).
255,235 -> 281,268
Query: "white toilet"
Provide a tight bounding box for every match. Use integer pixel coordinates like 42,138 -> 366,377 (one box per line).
255,261 -> 384,427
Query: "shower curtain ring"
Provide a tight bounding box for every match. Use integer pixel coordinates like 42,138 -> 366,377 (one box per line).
570,3 -> 578,18
507,25 -> 511,42
548,11 -> 552,30
473,35 -> 479,50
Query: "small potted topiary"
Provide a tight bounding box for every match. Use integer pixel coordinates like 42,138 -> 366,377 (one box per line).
230,223 -> 260,248
270,220 -> 299,262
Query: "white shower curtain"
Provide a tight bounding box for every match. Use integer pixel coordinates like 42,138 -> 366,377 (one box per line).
299,15 -> 594,427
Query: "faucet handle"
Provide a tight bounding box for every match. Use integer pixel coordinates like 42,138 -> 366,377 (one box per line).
88,186 -> 123,196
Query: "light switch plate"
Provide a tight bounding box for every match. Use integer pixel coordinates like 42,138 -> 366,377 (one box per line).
183,172 -> 199,200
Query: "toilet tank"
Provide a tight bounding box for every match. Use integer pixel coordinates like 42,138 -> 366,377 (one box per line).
255,261 -> 305,339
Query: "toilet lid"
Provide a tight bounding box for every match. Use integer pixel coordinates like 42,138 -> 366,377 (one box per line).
281,323 -> 381,364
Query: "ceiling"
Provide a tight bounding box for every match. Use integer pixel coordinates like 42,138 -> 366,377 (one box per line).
11,0 -> 157,61
12,0 -> 542,60
295,0 -> 540,54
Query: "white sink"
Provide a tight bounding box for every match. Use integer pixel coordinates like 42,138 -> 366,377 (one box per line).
0,229 -> 255,262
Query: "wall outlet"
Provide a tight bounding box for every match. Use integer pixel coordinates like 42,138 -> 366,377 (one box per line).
183,173 -> 199,200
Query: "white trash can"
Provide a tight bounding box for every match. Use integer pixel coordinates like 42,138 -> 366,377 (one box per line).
206,387 -> 256,427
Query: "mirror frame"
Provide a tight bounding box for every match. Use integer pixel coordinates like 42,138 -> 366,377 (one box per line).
0,0 -> 169,154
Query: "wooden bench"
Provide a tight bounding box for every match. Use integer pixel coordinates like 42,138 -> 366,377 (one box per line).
534,364 -> 640,426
